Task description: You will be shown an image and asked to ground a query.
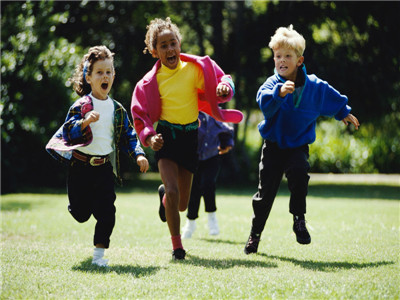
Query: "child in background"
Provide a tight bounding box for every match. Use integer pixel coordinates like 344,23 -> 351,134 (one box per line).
46,45 -> 149,266
131,17 -> 242,260
244,25 -> 359,254
181,111 -> 234,239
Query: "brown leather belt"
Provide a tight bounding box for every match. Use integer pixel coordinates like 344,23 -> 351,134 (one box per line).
72,151 -> 110,166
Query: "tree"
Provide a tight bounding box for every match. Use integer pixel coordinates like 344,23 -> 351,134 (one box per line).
1,1 -> 399,193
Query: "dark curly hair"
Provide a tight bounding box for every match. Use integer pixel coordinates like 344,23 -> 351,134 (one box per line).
70,45 -> 115,97
143,17 -> 182,56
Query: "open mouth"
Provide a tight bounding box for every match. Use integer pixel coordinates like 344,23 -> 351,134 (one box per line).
101,83 -> 108,90
167,55 -> 177,65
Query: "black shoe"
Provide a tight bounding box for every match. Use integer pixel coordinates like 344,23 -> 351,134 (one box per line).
158,184 -> 166,222
293,217 -> 311,244
244,233 -> 260,254
172,248 -> 186,260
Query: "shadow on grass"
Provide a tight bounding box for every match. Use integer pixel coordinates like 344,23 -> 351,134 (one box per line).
183,254 -> 277,269
217,183 -> 400,201
199,238 -> 244,245
259,253 -> 394,272
1,199 -> 48,211
1,201 -> 35,211
72,258 -> 161,277
307,184 -> 400,200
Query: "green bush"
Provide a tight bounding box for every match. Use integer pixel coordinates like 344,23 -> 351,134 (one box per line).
310,112 -> 400,173
230,110 -> 400,180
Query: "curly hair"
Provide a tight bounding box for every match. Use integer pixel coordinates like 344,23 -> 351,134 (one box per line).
269,25 -> 306,57
70,45 -> 115,97
143,17 -> 182,56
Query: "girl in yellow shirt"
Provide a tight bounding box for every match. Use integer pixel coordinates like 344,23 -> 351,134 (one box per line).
131,17 -> 242,260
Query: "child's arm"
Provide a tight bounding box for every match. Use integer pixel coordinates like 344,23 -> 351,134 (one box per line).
63,100 -> 94,145
146,133 -> 164,151
315,76 -> 358,124
117,104 -> 148,168
257,78 -> 287,119
279,81 -> 295,98
136,154 -> 149,173
82,111 -> 99,129
218,145 -> 232,155
216,82 -> 230,97
215,118 -> 234,155
342,113 -> 360,130
131,81 -> 158,147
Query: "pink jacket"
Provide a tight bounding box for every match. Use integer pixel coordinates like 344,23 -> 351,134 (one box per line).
131,53 -> 243,147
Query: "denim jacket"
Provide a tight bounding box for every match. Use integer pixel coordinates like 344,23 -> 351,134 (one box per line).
46,95 -> 145,185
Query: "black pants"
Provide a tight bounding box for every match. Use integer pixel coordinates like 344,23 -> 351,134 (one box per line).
251,140 -> 310,235
187,155 -> 221,220
67,160 -> 116,248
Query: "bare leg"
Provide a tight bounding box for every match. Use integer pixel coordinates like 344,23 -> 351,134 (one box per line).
159,158 -> 192,237
177,165 -> 193,212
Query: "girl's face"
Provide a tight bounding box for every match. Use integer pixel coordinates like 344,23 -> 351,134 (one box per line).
86,58 -> 115,100
153,29 -> 181,69
273,47 -> 304,81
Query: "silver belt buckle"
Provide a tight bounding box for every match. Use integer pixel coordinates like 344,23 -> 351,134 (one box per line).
90,156 -> 102,166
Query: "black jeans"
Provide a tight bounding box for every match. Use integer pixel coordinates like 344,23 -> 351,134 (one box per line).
67,160 -> 116,248
187,155 -> 221,220
251,140 -> 310,235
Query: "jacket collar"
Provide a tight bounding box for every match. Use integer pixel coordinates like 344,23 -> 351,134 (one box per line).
275,63 -> 307,84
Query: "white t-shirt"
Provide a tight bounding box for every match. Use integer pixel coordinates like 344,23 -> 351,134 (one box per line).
78,94 -> 114,156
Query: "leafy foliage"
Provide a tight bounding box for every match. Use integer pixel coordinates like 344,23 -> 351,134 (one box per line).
1,1 -> 399,193
310,112 -> 400,174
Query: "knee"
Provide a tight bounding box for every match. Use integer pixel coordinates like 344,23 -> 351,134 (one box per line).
287,168 -> 310,192
165,186 -> 179,208
287,167 -> 309,181
69,209 -> 91,223
178,200 -> 188,212
165,185 -> 179,198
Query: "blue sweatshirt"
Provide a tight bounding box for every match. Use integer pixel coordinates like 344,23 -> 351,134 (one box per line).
257,64 -> 351,149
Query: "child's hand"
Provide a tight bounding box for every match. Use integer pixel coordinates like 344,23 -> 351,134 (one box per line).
279,81 -> 295,97
146,133 -> 164,151
82,111 -> 100,129
218,145 -> 232,155
85,111 -> 100,123
216,83 -> 230,97
342,113 -> 360,130
136,155 -> 149,173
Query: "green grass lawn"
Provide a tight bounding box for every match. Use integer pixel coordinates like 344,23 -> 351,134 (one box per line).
1,177 -> 399,299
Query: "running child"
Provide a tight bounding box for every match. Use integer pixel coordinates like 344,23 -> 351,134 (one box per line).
244,25 -> 359,254
181,111 -> 234,239
131,17 -> 242,260
46,45 -> 149,266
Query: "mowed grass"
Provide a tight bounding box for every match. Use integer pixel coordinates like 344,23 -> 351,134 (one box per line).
1,176 -> 399,299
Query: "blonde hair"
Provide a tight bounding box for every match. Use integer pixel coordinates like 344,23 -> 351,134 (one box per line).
268,25 -> 306,57
70,45 -> 115,96
143,17 -> 182,56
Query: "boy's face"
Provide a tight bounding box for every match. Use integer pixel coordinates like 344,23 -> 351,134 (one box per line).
273,47 -> 304,81
153,29 -> 181,69
86,58 -> 115,100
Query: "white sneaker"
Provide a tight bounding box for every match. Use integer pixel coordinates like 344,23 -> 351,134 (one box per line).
92,258 -> 109,267
182,219 -> 196,239
208,212 -> 219,236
